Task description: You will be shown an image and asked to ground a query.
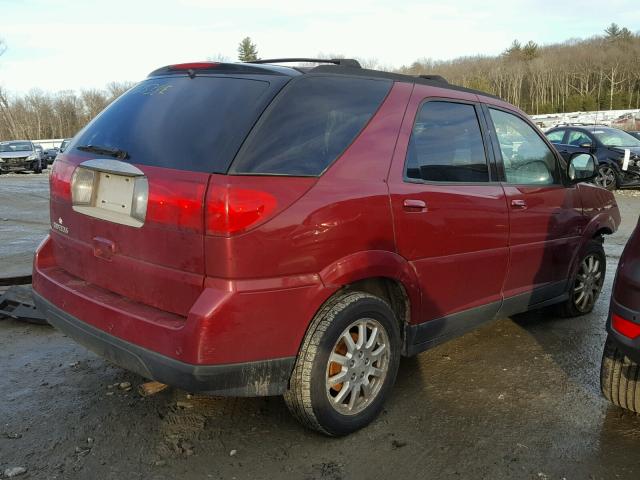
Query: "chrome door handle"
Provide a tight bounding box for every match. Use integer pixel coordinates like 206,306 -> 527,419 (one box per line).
511,199 -> 527,209
403,199 -> 427,212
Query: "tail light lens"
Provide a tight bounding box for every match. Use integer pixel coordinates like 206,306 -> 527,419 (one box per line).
169,62 -> 219,71
206,185 -> 277,236
131,177 -> 149,222
71,168 -> 96,205
612,313 -> 640,339
50,160 -> 75,201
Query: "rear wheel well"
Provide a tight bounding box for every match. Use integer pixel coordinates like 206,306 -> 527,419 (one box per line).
341,277 -> 410,338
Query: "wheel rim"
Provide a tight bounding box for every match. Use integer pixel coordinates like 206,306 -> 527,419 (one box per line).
595,166 -> 616,189
325,317 -> 390,416
573,253 -> 604,313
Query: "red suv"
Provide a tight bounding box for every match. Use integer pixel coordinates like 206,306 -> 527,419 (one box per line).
33,59 -> 620,436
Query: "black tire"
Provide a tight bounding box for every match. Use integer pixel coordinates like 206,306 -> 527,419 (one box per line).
600,335 -> 640,413
284,291 -> 401,436
557,238 -> 606,317
594,164 -> 619,191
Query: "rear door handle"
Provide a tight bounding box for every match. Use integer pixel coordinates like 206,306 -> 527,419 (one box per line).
403,199 -> 428,212
510,199 -> 527,209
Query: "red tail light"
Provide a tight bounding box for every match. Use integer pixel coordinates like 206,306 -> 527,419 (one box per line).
612,313 -> 640,339
141,167 -> 209,232
206,185 -> 277,236
169,62 -> 219,71
50,159 -> 74,201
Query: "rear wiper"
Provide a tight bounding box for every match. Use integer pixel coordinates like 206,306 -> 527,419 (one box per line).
77,144 -> 129,160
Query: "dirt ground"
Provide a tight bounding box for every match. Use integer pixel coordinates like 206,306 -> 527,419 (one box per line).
2,173 -> 640,479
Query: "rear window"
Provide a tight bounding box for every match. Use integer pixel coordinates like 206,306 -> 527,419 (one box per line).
230,75 -> 392,176
70,76 -> 282,173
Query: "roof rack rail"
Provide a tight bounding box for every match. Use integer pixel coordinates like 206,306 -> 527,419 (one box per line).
417,74 -> 448,84
246,58 -> 361,68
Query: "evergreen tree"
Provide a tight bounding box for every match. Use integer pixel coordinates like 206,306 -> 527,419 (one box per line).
237,37 -> 258,62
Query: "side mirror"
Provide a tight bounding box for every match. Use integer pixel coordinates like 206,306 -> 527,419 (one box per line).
568,152 -> 597,183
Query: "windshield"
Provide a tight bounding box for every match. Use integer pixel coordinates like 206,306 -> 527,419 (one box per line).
0,141 -> 33,152
592,129 -> 640,148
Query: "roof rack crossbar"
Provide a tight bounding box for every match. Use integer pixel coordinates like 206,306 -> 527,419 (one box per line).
246,58 -> 361,68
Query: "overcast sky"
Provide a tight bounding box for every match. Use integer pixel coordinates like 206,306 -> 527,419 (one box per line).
1,0 -> 639,93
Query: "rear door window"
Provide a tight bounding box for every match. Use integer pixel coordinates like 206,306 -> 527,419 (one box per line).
405,101 -> 490,182
567,130 -> 592,146
546,129 -> 566,144
230,75 -> 392,176
70,75 -> 285,173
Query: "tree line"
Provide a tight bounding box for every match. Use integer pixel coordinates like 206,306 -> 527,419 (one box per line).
1,25 -> 639,141
398,24 -> 640,114
0,82 -> 135,140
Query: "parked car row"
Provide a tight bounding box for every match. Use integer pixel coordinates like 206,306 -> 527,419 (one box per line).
0,138 -> 72,174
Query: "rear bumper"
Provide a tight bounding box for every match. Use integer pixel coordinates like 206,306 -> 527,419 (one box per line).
34,291 -> 295,396
606,299 -> 640,364
33,234 -> 333,394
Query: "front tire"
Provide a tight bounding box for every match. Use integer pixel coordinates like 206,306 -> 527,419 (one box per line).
557,238 -> 606,317
594,164 -> 619,191
284,291 -> 401,436
601,335 -> 640,413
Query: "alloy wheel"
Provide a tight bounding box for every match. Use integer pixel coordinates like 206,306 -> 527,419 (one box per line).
573,254 -> 604,313
595,166 -> 617,190
325,318 -> 390,416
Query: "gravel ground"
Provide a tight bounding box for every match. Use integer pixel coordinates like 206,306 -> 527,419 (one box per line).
2,173 -> 640,479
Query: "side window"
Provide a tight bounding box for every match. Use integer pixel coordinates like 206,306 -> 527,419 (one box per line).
566,130 -> 592,147
230,76 -> 392,176
546,129 -> 565,144
405,101 -> 489,182
489,109 -> 560,185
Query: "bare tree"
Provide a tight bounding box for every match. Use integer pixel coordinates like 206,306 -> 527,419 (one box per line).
208,53 -> 232,63
396,25 -> 640,115
105,81 -> 136,100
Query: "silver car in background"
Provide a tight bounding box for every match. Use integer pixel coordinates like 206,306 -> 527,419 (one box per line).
0,140 -> 43,174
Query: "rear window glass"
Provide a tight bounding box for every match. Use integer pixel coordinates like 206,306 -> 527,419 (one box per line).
405,101 -> 489,182
70,76 -> 279,173
230,75 -> 392,176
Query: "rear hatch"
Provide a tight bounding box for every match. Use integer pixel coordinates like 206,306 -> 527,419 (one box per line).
49,67 -> 291,316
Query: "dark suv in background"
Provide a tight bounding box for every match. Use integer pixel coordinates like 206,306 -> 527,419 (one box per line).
34,59 -> 619,436
545,125 -> 640,190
